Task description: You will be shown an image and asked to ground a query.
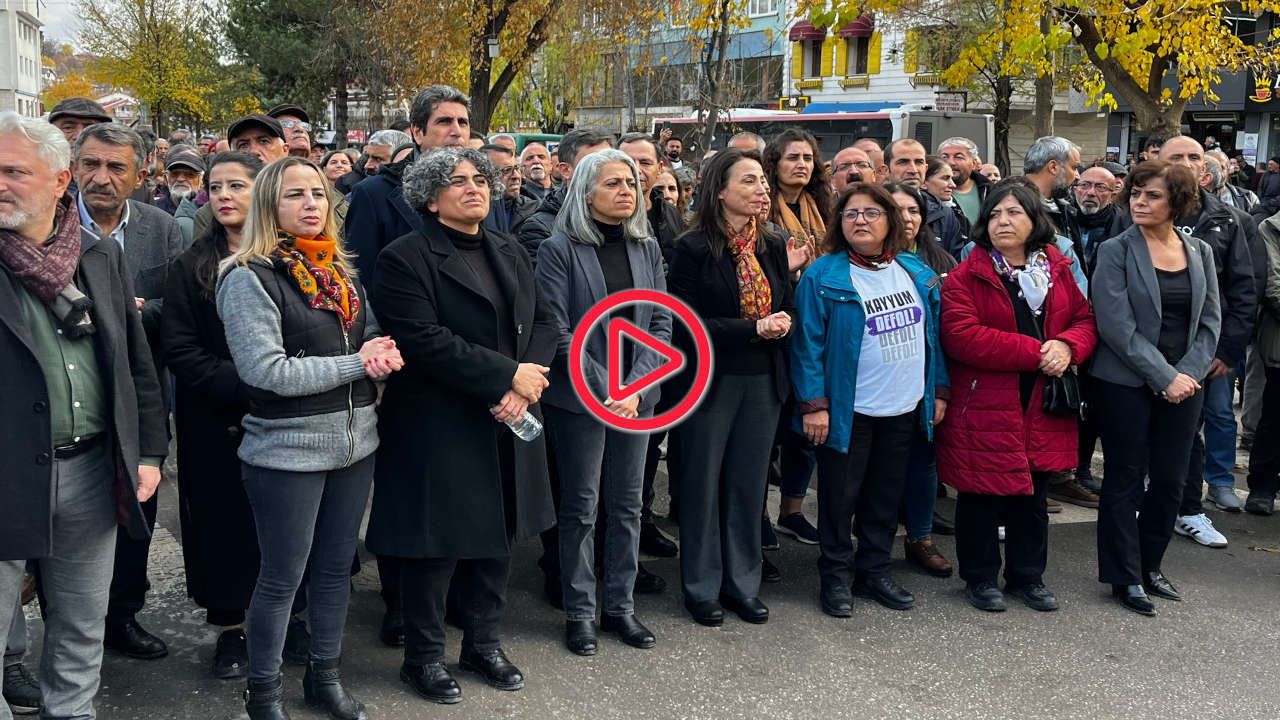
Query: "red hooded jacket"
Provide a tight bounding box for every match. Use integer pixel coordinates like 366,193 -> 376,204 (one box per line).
936,245 -> 1098,496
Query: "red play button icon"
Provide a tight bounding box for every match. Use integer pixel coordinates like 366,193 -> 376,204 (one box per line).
607,317 -> 686,402
569,289 -> 715,433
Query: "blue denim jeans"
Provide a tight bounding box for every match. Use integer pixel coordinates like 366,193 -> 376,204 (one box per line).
903,430 -> 937,541
1182,375 -> 1237,516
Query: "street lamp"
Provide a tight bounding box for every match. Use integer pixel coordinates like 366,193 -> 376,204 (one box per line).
487,36 -> 500,59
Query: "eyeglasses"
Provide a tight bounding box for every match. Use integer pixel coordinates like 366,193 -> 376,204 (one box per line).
840,208 -> 885,222
279,119 -> 313,132
834,161 -> 874,173
1072,181 -> 1112,192
499,165 -> 521,177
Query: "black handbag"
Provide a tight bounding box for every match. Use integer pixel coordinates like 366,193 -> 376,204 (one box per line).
1042,366 -> 1084,418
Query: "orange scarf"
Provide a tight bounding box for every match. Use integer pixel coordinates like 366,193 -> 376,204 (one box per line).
770,190 -> 826,244
273,232 -> 359,330
727,217 -> 772,321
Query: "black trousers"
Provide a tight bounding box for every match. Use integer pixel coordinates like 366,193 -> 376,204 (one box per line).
955,472 -> 1049,587
401,556 -> 509,666
1248,366 -> 1280,496
815,411 -> 915,587
377,555 -> 403,614
107,491 -> 158,626
1095,380 -> 1203,585
642,430 -> 681,523
1077,375 -> 1100,476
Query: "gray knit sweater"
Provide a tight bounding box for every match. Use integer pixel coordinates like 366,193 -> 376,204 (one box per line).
216,262 -> 380,472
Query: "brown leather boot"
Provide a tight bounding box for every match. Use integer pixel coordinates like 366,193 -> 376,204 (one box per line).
905,538 -> 953,578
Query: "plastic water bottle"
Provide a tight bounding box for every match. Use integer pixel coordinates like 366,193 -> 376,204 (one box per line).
505,410 -> 543,442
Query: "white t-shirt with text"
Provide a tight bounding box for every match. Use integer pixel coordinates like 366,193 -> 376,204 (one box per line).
848,262 -> 926,417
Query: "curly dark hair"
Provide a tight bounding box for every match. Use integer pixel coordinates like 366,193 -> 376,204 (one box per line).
762,128 -> 833,222
1121,159 -> 1201,220
822,183 -> 908,256
969,179 -> 1058,254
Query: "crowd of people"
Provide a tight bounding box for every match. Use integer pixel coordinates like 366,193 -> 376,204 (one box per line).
2,84 -> 1279,719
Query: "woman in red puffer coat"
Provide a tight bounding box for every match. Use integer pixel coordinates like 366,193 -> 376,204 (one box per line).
936,181 -> 1097,615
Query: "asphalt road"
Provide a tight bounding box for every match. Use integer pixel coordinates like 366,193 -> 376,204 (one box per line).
16,452 -> 1280,720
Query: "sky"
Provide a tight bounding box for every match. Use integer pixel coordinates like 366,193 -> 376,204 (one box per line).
42,0 -> 80,45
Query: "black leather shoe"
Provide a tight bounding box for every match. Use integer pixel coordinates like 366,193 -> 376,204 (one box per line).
820,582 -> 853,618
1143,571 -> 1182,601
2,662 -> 40,714
104,618 -> 168,659
244,674 -> 290,720
1112,584 -> 1156,616
400,662 -> 461,704
565,620 -> 598,656
459,648 -> 524,690
303,657 -> 367,720
965,581 -> 1007,612
761,554 -> 782,583
212,628 -> 249,679
634,563 -> 667,594
543,573 -> 564,610
282,617 -> 310,665
853,576 -> 914,610
601,614 -> 656,649
684,599 -> 724,627
931,510 -> 956,536
720,595 -> 768,624
1006,583 -> 1058,612
640,522 -> 678,557
380,610 -> 405,647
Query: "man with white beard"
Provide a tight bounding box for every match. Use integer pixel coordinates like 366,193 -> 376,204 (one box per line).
163,148 -> 204,245
519,142 -> 552,201
1070,164 -> 1123,279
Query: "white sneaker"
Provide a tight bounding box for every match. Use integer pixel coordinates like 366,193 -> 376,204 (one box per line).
1174,513 -> 1228,548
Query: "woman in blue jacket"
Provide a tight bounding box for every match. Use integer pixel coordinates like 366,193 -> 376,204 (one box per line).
791,182 -> 949,619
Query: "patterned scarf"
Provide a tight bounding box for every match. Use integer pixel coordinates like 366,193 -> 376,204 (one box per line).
847,244 -> 897,271
990,248 -> 1052,314
272,231 -> 360,330
0,194 -> 95,337
770,189 -> 826,244
726,216 -> 772,321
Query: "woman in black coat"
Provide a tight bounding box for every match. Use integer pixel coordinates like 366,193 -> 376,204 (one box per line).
366,148 -> 557,705
161,152 -> 263,679
667,149 -> 795,627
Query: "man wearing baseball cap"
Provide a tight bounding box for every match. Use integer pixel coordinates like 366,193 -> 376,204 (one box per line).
191,114 -> 289,241
164,149 -> 205,245
267,103 -> 313,158
47,97 -> 111,143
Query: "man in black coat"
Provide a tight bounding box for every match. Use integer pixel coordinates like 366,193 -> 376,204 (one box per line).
0,112 -> 166,719
483,144 -> 539,234
517,128 -> 616,260
345,85 -> 509,299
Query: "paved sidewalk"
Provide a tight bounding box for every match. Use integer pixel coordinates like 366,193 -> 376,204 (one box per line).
15,461 -> 1280,719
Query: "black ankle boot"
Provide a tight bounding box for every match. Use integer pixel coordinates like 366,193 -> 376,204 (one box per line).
244,674 -> 290,720
302,657 -> 367,720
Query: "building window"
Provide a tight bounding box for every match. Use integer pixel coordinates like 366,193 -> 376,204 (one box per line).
845,36 -> 869,75
747,0 -> 778,16
804,39 -> 823,77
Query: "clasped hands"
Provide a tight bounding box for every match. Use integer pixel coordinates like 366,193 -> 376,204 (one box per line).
1038,339 -> 1071,377
492,362 -> 550,423
1162,373 -> 1201,404
756,311 -> 791,340
358,336 -> 405,379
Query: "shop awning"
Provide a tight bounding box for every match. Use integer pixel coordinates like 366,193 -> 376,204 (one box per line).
788,21 -> 826,42
836,14 -> 874,38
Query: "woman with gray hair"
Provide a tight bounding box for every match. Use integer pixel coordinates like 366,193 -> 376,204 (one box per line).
534,148 -> 671,656
366,147 -> 558,704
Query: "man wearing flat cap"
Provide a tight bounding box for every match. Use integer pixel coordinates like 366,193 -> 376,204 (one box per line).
267,103 -> 313,158
164,149 -> 205,245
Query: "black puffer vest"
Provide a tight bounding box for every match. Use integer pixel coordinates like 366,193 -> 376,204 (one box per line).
243,259 -> 377,419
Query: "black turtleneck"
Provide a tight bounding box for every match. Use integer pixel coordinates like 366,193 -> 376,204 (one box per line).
593,219 -> 633,295
444,223 -> 515,358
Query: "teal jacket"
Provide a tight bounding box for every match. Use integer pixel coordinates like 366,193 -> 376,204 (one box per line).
789,251 -> 949,453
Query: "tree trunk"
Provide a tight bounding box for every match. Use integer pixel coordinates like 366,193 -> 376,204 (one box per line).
469,25 -> 495,135
698,0 -> 731,155
368,76 -> 385,132
993,75 -> 1012,176
334,83 -> 349,149
1132,100 -> 1187,138
1033,12 -> 1054,138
